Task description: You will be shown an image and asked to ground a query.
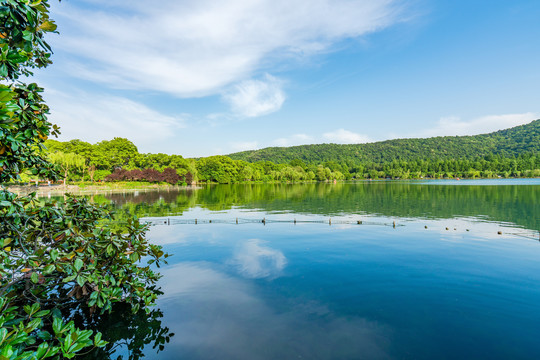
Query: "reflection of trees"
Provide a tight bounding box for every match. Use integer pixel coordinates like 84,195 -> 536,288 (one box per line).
76,297 -> 174,360
104,189 -> 197,207
97,183 -> 538,231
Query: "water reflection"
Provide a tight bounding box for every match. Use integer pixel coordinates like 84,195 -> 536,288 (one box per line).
77,301 -> 174,360
157,262 -> 391,359
229,239 -> 287,279
86,181 -> 539,231
46,181 -> 540,358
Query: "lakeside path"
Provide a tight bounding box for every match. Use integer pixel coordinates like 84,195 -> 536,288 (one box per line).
6,183 -> 199,197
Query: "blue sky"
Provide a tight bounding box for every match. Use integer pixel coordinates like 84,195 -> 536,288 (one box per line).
35,0 -> 540,157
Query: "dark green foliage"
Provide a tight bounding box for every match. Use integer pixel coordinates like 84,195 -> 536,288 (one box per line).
74,302 -> 174,360
0,193 -> 167,358
1,1 -> 170,358
39,121 -> 540,184
228,120 -> 540,164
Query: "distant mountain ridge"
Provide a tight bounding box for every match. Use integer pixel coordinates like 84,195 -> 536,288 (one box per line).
228,120 -> 540,164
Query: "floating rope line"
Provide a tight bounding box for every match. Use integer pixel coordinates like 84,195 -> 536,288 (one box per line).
505,231 -> 540,241
140,217 -> 403,228
136,217 -> 540,242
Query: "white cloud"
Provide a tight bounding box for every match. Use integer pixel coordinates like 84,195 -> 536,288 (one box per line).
159,262 -> 391,359
50,0 -> 406,98
223,74 -> 285,117
229,239 -> 287,279
273,134 -> 314,147
44,88 -> 185,152
419,112 -> 538,137
230,141 -> 259,152
323,128 -> 372,143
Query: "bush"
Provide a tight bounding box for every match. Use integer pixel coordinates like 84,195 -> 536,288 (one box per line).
105,167 -> 180,184
0,192 -> 168,358
0,1 -> 170,357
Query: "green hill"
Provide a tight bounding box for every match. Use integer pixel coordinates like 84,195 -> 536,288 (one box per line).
228,120 -> 540,164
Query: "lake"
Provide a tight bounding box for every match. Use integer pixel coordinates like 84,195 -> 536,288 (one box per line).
80,180 -> 540,359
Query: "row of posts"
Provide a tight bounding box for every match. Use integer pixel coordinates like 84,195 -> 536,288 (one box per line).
165,218 -> 397,227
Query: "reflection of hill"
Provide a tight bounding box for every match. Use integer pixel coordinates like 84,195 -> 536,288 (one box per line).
99,183 -> 538,231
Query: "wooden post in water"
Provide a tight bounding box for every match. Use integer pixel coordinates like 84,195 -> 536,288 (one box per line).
195,219 -> 197,225
236,218 -> 238,224
329,218 -> 332,226
262,218 -> 266,225
393,221 -> 396,228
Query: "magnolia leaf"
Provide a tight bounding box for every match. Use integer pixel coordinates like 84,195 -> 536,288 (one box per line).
39,20 -> 57,32
74,258 -> 83,272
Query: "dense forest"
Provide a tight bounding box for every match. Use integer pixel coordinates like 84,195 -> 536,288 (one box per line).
228,120 -> 540,163
19,120 -> 540,185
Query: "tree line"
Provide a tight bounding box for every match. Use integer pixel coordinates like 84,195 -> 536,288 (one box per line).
228,119 -> 540,164
39,137 -> 540,185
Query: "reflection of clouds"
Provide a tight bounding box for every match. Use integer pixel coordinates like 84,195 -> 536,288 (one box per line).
157,262 -> 392,360
230,239 -> 287,279
147,225 -> 189,245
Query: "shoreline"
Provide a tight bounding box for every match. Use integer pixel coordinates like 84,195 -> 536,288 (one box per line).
4,177 -> 538,197
4,183 -> 200,197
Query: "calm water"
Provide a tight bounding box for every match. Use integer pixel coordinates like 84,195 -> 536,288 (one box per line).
82,180 -> 540,359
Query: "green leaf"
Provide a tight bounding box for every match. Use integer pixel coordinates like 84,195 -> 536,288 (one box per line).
43,264 -> 54,274
0,90 -> 14,103
52,317 -> 62,335
39,20 -> 57,32
73,258 -> 83,272
30,272 -> 39,283
35,343 -> 48,359
34,310 -> 50,318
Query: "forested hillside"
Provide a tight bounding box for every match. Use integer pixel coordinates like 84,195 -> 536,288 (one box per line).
19,120 -> 539,185
228,120 -> 540,164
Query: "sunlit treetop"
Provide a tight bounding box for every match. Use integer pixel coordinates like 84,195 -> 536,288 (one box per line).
0,0 -> 57,80
0,0 -> 59,183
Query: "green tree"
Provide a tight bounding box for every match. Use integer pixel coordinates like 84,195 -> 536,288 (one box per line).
48,151 -> 86,184
94,137 -> 138,171
0,2 -> 168,358
196,155 -> 238,183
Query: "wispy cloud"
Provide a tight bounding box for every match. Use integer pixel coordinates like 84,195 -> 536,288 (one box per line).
51,0 -> 406,100
323,129 -> 372,143
223,74 -> 285,117
44,88 -> 185,152
230,141 -> 259,152
229,239 -> 287,279
273,134 -> 314,147
418,112 -> 538,138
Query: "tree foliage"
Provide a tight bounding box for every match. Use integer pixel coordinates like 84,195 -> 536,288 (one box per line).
38,120 -> 540,185
48,152 -> 85,184
0,1 -> 169,358
227,120 -> 540,165
105,167 -> 180,185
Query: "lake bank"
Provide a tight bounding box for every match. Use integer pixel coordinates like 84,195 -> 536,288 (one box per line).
5,182 -> 200,197
5,177 -> 538,197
